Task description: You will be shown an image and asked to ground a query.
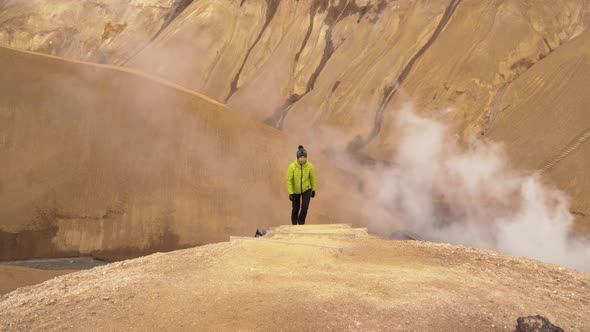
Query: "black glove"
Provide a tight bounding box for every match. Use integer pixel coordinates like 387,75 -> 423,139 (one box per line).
289,194 -> 294,201
311,191 -> 316,198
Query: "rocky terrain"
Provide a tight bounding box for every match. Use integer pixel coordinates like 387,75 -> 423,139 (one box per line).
1,225 -> 589,331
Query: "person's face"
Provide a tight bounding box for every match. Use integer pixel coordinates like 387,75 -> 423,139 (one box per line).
298,155 -> 307,164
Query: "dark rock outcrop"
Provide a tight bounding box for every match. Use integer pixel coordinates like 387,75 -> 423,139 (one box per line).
515,315 -> 564,332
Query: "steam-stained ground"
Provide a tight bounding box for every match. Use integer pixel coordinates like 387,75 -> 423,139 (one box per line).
1,225 -> 589,331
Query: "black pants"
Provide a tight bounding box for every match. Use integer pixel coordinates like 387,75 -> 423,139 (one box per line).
291,190 -> 312,225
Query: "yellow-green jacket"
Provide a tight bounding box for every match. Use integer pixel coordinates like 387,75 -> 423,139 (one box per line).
286,160 -> 317,194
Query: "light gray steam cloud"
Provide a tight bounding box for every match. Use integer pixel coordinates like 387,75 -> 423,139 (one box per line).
358,105 -> 590,272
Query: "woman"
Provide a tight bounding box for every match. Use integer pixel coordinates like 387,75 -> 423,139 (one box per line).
286,145 -> 317,225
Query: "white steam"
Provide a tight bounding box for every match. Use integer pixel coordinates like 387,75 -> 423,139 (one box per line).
359,106 -> 590,272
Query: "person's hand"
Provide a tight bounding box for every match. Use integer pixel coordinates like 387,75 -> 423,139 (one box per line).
311,191 -> 316,198
289,194 -> 294,201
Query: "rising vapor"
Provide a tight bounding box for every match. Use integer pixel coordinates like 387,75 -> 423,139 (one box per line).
356,106 -> 590,272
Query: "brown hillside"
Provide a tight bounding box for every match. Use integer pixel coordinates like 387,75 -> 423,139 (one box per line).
486,29 -> 590,233
369,1 -> 590,155
2,2 -> 589,228
122,1 -> 590,152
0,46 -> 360,260
2,1 -> 588,151
0,0 -> 191,64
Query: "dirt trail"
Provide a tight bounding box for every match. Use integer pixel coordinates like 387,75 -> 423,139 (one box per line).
2,224 -> 588,331
481,83 -> 509,136
539,127 -> 590,173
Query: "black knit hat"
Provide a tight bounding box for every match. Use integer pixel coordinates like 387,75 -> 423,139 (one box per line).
297,145 -> 307,158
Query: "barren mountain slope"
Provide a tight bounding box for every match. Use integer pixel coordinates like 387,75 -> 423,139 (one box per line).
0,0 -> 193,64
2,1 -> 590,255
2,0 -> 588,151
126,0 -> 450,137
125,0 -> 590,151
0,46 -> 360,260
486,30 -> 590,233
1,226 -> 589,331
368,0 -> 590,155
